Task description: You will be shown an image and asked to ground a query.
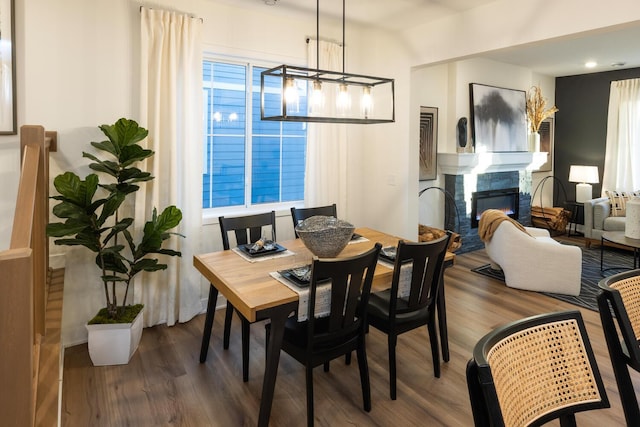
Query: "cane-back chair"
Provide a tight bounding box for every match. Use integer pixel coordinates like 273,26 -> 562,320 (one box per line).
597,269 -> 640,426
466,310 -> 609,427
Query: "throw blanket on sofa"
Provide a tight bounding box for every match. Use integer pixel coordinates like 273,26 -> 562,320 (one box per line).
478,209 -> 530,242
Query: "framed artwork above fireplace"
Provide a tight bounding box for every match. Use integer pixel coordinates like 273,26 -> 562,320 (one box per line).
469,83 -> 527,153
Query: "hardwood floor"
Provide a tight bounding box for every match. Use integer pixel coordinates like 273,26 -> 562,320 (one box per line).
62,243 -> 636,426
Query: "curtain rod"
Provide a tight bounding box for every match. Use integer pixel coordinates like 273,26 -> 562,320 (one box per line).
139,5 -> 203,23
305,37 -> 343,47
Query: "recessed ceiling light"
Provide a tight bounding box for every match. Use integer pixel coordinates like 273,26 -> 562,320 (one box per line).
611,62 -> 627,68
585,61 -> 598,68
264,0 -> 278,5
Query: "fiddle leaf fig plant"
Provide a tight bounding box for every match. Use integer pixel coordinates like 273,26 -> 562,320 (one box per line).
46,118 -> 183,322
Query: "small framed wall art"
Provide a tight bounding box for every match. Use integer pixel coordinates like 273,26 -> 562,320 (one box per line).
536,117 -> 554,172
419,106 -> 438,181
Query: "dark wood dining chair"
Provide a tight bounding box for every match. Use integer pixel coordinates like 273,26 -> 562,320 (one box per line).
266,243 -> 381,427
466,310 -> 609,427
290,203 -> 337,237
597,269 -> 640,426
217,211 -> 276,382
366,233 -> 450,400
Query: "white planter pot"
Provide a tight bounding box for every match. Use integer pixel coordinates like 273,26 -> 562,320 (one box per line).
86,308 -> 144,366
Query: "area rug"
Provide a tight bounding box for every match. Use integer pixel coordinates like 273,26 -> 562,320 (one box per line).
471,244 -> 637,311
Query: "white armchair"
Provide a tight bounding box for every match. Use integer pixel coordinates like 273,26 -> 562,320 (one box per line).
484,220 -> 582,296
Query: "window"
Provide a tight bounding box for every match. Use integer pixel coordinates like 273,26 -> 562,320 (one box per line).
202,59 -> 307,210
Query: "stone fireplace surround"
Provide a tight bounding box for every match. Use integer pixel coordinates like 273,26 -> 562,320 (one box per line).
438,152 -> 546,254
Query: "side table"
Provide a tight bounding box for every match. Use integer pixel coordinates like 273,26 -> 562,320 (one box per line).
565,201 -> 584,237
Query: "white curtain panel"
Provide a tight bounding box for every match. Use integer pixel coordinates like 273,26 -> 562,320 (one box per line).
305,40 -> 348,211
137,7 -> 203,327
602,78 -> 640,193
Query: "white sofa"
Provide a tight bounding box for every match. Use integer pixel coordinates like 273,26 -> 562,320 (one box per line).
484,220 -> 582,296
584,196 -> 626,247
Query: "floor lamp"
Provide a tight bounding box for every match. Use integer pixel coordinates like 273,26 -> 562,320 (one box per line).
569,165 -> 599,203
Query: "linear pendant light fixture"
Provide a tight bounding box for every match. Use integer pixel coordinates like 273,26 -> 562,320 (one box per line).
260,0 -> 395,124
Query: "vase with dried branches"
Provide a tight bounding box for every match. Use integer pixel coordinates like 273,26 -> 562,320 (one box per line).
526,86 -> 558,152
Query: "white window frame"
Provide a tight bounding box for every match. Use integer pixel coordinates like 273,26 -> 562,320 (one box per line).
202,54 -> 307,222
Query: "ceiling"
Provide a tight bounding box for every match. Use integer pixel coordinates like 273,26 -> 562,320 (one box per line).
215,0 -> 640,77
482,24 -> 640,77
217,0 -> 498,31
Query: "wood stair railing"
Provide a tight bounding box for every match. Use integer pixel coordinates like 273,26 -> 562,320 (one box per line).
0,126 -> 58,426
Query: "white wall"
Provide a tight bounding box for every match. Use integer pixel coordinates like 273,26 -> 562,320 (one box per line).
0,141 -> 19,250
411,64 -> 450,228
351,25 -> 415,239
6,0 -> 632,345
0,0 -> 23,250
22,0 -> 139,345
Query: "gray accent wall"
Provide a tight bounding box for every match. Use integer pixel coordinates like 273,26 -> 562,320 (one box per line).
555,68 -> 640,201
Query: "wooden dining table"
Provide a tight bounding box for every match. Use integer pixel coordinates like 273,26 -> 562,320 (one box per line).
194,227 -> 455,427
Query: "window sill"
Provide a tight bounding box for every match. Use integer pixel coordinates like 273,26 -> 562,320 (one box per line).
202,204 -> 303,226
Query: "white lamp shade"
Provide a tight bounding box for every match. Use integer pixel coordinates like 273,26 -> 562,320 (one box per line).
569,165 -> 599,184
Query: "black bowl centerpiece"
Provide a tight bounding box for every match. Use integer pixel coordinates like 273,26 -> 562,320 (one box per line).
295,215 -> 355,258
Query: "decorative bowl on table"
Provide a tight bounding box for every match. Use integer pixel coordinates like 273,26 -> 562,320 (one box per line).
295,215 -> 355,258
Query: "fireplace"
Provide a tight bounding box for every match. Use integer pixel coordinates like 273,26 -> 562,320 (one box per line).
443,171 -> 532,254
471,187 -> 520,228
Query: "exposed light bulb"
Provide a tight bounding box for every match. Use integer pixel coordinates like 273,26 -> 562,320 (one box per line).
284,77 -> 299,112
336,83 -> 351,114
310,80 -> 324,113
213,111 -> 222,122
228,112 -> 238,122
361,86 -> 373,118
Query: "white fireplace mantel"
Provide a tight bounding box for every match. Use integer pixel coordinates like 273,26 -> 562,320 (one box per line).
438,152 -> 548,175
